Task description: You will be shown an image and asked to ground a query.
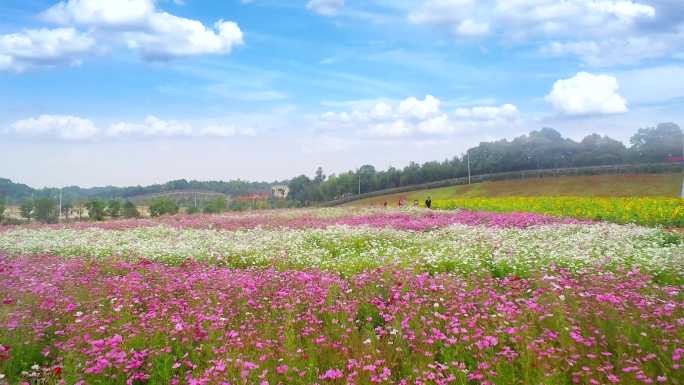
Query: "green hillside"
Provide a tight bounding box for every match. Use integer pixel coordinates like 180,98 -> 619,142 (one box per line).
345,173 -> 684,206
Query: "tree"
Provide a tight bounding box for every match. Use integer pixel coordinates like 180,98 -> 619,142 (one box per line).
86,200 -> 106,221
203,196 -> 227,214
75,204 -> 85,220
107,199 -> 122,218
0,196 -> 5,222
20,200 -> 34,221
122,201 -> 140,218
149,197 -> 179,217
287,175 -> 314,204
34,197 -> 58,223
629,123 -> 683,162
314,167 -> 326,184
62,202 -> 73,221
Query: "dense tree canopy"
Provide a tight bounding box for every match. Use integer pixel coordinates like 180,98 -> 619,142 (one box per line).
287,123 -> 682,204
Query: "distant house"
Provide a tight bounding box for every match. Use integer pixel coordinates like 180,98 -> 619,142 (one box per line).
272,185 -> 289,199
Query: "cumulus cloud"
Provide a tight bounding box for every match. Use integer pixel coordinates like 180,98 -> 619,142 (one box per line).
9,115 -> 99,140
42,0 -> 155,27
38,0 -> 243,61
124,15 -> 243,59
107,116 -> 192,137
454,104 -> 519,120
0,28 -> 95,72
546,72 -> 628,115
6,115 -> 257,140
318,95 -> 519,138
306,0 -> 345,16
408,0 -> 676,64
398,95 -> 441,119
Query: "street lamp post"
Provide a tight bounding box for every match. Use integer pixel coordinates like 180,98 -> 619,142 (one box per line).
467,149 -> 471,185
58,189 -> 62,223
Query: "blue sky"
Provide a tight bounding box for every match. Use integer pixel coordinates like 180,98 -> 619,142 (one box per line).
1,0 -> 684,187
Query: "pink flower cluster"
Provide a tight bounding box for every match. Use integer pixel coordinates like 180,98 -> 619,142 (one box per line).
1,254 -> 680,384
4,209 -> 588,233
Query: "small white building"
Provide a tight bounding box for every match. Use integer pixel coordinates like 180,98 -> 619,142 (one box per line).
272,185 -> 289,199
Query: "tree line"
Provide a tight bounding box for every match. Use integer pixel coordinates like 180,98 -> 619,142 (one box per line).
286,123 -> 683,204
4,194 -> 292,224
1,123 -> 682,213
0,177 -> 273,204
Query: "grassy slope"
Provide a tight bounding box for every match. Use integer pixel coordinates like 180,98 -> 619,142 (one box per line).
345,173 -> 684,207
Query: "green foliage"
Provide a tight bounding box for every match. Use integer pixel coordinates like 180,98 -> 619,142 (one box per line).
629,122 -> 684,162
122,201 -> 140,218
0,177 -> 272,204
292,124 -> 682,202
203,196 -> 228,214
33,197 -> 58,224
186,205 -> 200,214
106,199 -> 122,218
149,197 -> 179,217
0,196 -> 5,222
19,200 -> 34,220
85,200 -> 106,221
61,202 -> 73,220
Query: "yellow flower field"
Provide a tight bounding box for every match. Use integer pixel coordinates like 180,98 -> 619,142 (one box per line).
433,196 -> 684,227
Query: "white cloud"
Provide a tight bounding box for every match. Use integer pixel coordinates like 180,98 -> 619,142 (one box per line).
40,0 -> 243,60
6,115 -> 258,140
125,15 -> 243,59
199,125 -> 256,137
409,0 -> 477,25
454,104 -> 519,120
107,116 -> 193,137
455,19 -> 490,36
416,114 -> 456,135
42,0 -> 154,27
408,0 -> 673,65
319,95 -> 519,138
0,28 -> 94,72
546,72 -> 628,115
398,95 -> 441,119
366,119 -> 414,138
307,0 -> 345,16
369,102 -> 393,120
9,115 -> 99,140
543,37 -> 673,66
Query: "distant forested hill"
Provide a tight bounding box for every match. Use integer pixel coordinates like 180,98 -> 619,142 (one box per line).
0,178 -> 273,204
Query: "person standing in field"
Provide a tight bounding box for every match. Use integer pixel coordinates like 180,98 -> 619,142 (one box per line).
425,196 -> 432,209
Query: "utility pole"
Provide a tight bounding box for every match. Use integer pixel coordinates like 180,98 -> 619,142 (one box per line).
58,189 -> 62,223
467,149 -> 471,185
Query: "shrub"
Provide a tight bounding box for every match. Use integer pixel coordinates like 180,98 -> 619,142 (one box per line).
149,197 -> 179,217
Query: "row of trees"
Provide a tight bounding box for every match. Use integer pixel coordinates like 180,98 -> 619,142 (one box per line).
0,177 -> 274,204
7,195 -> 247,223
288,123 -> 684,204
16,198 -> 142,223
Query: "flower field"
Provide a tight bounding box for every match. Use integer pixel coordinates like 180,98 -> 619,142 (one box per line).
432,197 -> 684,227
1,208 -> 683,384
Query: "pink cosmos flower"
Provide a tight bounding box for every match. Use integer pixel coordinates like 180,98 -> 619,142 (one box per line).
320,368 -> 344,380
